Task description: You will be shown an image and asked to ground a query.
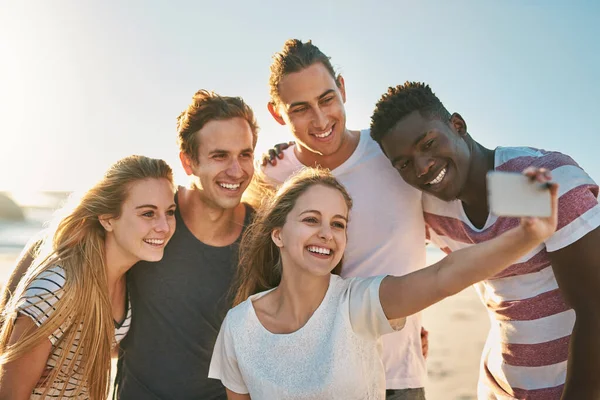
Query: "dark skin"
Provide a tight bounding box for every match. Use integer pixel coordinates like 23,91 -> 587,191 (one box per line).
379,110 -> 600,399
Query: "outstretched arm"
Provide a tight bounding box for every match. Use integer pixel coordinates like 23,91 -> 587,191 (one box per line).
380,172 -> 558,321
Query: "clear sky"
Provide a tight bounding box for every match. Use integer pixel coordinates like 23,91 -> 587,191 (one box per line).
0,0 -> 598,191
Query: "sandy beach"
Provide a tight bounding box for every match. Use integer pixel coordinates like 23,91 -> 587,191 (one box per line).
0,250 -> 488,400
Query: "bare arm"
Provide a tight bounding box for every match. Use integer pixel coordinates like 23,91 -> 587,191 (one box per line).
0,316 -> 52,400
548,227 -> 600,399
381,224 -> 550,319
226,388 -> 251,400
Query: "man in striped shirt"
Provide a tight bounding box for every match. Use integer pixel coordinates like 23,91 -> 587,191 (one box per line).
369,82 -> 600,399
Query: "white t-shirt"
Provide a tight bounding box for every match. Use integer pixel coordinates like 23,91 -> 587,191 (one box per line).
209,275 -> 405,400
260,129 -> 427,389
17,265 -> 131,399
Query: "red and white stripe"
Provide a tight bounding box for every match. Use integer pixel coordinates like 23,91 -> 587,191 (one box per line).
424,147 -> 600,399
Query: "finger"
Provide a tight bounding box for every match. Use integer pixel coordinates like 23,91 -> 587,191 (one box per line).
268,149 -> 277,161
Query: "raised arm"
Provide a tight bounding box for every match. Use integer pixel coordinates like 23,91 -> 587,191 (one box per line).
380,175 -> 558,321
0,316 -> 52,400
549,227 -> 600,399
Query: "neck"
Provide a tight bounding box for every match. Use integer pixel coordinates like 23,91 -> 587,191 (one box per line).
295,128 -> 360,170
103,239 -> 133,297
459,139 -> 495,207
178,186 -> 246,246
272,268 -> 331,328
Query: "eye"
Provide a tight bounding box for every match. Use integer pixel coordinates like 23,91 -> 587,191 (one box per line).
397,160 -> 410,171
291,107 -> 307,114
424,139 -> 435,149
332,221 -> 346,229
240,152 -> 253,159
302,216 -> 318,224
142,211 -> 155,218
166,209 -> 176,217
212,153 -> 227,160
320,96 -> 334,104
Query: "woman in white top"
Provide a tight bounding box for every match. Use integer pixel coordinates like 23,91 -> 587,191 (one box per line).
209,167 -> 558,399
0,155 -> 177,400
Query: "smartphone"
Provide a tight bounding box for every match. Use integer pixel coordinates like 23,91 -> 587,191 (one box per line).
487,171 -> 552,217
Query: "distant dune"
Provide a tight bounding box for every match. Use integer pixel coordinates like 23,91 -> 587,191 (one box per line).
0,192 -> 24,221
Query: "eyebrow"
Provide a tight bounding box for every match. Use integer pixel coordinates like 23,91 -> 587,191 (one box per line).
209,148 -> 254,155
299,209 -> 348,222
135,203 -> 177,210
289,89 -> 336,109
390,131 -> 430,165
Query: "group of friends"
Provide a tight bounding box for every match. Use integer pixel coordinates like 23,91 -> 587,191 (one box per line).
0,39 -> 598,400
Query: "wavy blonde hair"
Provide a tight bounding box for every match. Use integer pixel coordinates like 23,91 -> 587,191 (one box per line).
0,155 -> 173,399
232,167 -> 352,306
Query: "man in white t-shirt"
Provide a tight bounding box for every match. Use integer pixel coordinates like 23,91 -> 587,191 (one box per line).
257,39 -> 428,400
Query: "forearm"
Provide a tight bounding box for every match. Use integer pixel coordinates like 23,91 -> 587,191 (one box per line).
437,226 -> 539,296
561,312 -> 600,399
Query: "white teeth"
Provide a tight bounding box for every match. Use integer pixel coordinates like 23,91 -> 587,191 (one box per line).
427,168 -> 447,185
144,239 -> 165,245
307,246 -> 331,255
219,183 -> 241,190
314,129 -> 332,138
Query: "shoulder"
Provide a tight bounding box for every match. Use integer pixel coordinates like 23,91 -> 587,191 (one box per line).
23,265 -> 66,298
496,146 -> 582,173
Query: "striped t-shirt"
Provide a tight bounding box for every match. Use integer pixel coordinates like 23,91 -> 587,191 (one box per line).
423,147 -> 600,400
17,265 -> 131,399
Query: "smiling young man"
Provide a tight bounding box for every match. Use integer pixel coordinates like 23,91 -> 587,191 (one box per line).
258,39 -> 428,400
114,90 -> 257,399
370,82 -> 600,399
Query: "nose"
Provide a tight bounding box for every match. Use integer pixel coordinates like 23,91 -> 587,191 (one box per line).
154,214 -> 171,234
227,158 -> 244,179
312,107 -> 328,130
415,156 -> 434,178
318,224 -> 333,242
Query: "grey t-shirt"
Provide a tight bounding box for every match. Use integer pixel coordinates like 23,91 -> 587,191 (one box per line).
115,197 -> 253,400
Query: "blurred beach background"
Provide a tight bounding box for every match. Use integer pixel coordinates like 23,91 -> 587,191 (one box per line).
2,1 -> 598,398
0,191 -> 488,399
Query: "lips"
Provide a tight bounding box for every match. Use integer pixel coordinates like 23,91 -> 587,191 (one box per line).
311,125 -> 334,141
144,238 -> 166,247
219,182 -> 241,191
306,245 -> 334,258
425,167 -> 447,186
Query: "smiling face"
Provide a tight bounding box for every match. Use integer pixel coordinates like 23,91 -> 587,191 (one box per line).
181,117 -> 255,210
103,177 -> 176,264
380,110 -> 471,201
272,184 -> 349,277
270,63 -> 347,157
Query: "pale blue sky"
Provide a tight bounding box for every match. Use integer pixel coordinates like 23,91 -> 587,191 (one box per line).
0,0 -> 598,191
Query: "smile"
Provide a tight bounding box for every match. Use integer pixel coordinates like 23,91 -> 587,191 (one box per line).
219,182 -> 241,190
307,246 -> 332,255
426,167 -> 447,186
313,128 -> 332,138
144,238 -> 165,246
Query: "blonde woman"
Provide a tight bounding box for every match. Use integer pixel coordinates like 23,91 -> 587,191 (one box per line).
210,167 -> 558,400
0,155 -> 176,400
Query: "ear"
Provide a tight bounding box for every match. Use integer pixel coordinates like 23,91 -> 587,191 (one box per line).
450,113 -> 467,136
179,151 -> 194,176
337,75 -> 346,104
267,102 -> 286,126
99,215 -> 114,232
271,228 -> 284,248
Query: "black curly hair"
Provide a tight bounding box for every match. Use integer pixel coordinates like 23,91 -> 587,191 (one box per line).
370,82 -> 451,145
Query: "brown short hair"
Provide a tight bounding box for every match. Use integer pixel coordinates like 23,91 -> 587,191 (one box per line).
269,39 -> 339,106
177,90 -> 259,162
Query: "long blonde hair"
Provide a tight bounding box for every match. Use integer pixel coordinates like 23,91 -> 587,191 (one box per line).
0,155 -> 173,399
232,168 -> 352,306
